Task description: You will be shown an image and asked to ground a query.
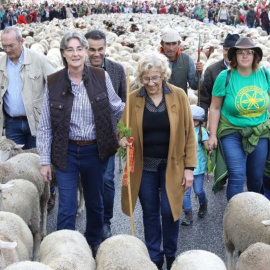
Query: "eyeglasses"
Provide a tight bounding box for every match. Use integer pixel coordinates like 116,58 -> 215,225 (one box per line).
236,49 -> 255,55
141,76 -> 161,84
65,47 -> 84,54
2,43 -> 20,50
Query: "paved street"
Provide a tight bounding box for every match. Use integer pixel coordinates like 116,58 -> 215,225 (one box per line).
47,159 -> 228,268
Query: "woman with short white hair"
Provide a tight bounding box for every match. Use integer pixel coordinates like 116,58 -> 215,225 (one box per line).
119,52 -> 196,270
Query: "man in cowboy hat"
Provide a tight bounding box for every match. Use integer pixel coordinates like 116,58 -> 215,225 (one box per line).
200,33 -> 240,122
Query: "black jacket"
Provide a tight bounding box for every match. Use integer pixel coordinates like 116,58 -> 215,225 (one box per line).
200,59 -> 227,121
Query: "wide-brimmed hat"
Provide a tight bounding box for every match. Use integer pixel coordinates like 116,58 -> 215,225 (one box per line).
227,37 -> 263,61
220,33 -> 240,47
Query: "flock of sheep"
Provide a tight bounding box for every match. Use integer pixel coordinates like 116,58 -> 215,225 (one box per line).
0,12 -> 270,270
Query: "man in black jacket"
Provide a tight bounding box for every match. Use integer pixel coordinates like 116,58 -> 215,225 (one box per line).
85,30 -> 126,241
200,33 -> 239,122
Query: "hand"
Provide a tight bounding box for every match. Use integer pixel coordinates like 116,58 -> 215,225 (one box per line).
196,61 -> 204,73
119,137 -> 132,149
182,169 -> 194,191
41,165 -> 52,183
208,135 -> 218,151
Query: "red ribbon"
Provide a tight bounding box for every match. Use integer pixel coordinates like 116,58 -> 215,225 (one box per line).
121,137 -> 134,187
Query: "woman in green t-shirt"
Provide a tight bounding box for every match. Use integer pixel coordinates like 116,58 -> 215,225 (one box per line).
208,37 -> 270,201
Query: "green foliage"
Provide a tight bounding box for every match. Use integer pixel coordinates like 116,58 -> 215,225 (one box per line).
116,122 -> 132,159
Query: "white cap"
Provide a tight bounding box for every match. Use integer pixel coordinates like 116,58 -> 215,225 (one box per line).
161,28 -> 181,43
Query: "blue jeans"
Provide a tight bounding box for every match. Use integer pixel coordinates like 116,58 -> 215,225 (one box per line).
183,173 -> 207,211
221,133 -> 268,201
139,167 -> 179,262
5,116 -> 36,149
263,175 -> 270,201
56,142 -> 108,246
103,155 -> 115,225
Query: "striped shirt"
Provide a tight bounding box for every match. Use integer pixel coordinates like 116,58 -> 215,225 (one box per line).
37,70 -> 125,165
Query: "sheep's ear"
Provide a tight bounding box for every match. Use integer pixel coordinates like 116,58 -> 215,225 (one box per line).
0,183 -> 13,190
14,144 -> 24,150
0,240 -> 17,249
262,220 -> 270,226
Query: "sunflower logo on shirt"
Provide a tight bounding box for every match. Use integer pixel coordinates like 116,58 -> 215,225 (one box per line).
235,85 -> 268,117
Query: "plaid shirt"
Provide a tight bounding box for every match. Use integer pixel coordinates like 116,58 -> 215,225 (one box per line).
37,71 -> 124,165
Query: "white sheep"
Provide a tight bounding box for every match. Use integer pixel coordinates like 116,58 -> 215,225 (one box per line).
0,181 -> 40,261
40,229 -> 96,270
96,234 -> 158,270
0,211 -> 33,268
223,192 -> 270,270
5,261 -> 54,270
236,242 -> 270,270
171,250 -> 226,270
0,138 -> 84,217
0,153 -> 49,237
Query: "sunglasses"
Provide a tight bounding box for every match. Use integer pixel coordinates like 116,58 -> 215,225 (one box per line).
236,49 -> 255,55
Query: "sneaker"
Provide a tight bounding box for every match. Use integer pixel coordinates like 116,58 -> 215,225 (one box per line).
47,191 -> 56,214
198,201 -> 207,218
181,210 -> 193,226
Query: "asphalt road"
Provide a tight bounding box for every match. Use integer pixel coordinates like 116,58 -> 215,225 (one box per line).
47,158 -> 228,269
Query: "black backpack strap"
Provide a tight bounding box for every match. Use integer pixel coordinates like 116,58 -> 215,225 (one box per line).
262,67 -> 269,84
225,69 -> 231,88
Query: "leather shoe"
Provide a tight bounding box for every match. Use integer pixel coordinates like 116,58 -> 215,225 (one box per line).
102,223 -> 112,241
90,245 -> 100,259
47,191 -> 56,214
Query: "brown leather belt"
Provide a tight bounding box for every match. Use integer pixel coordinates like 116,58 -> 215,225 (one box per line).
69,139 -> 97,146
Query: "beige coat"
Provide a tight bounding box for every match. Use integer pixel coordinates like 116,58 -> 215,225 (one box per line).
0,47 -> 56,136
120,83 -> 197,221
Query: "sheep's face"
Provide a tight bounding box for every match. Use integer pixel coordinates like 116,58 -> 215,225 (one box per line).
0,141 -> 23,164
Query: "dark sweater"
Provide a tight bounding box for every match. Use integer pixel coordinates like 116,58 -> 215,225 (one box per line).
143,107 -> 170,158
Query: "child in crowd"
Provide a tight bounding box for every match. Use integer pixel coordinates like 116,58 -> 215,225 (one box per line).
181,105 -> 209,226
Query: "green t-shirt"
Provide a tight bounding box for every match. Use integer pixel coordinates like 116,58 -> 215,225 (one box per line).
213,68 -> 270,127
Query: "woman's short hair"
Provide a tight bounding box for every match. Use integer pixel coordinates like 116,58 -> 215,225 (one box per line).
229,51 -> 261,71
60,32 -> 88,68
135,52 -> 171,84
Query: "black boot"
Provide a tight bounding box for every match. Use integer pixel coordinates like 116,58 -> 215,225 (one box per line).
166,256 -> 175,270
153,259 -> 164,270
198,201 -> 208,218
181,210 -> 193,226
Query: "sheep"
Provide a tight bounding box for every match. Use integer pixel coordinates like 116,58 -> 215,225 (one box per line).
0,211 -> 33,268
171,250 -> 226,270
0,137 -> 38,163
223,192 -> 270,270
0,181 -> 41,261
236,242 -> 270,270
0,138 -> 84,217
96,234 -> 158,270
0,153 -> 49,237
5,261 -> 54,270
40,229 -> 96,270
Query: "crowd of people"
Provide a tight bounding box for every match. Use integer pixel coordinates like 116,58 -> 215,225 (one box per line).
1,0 -> 270,32
1,0 -> 270,269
